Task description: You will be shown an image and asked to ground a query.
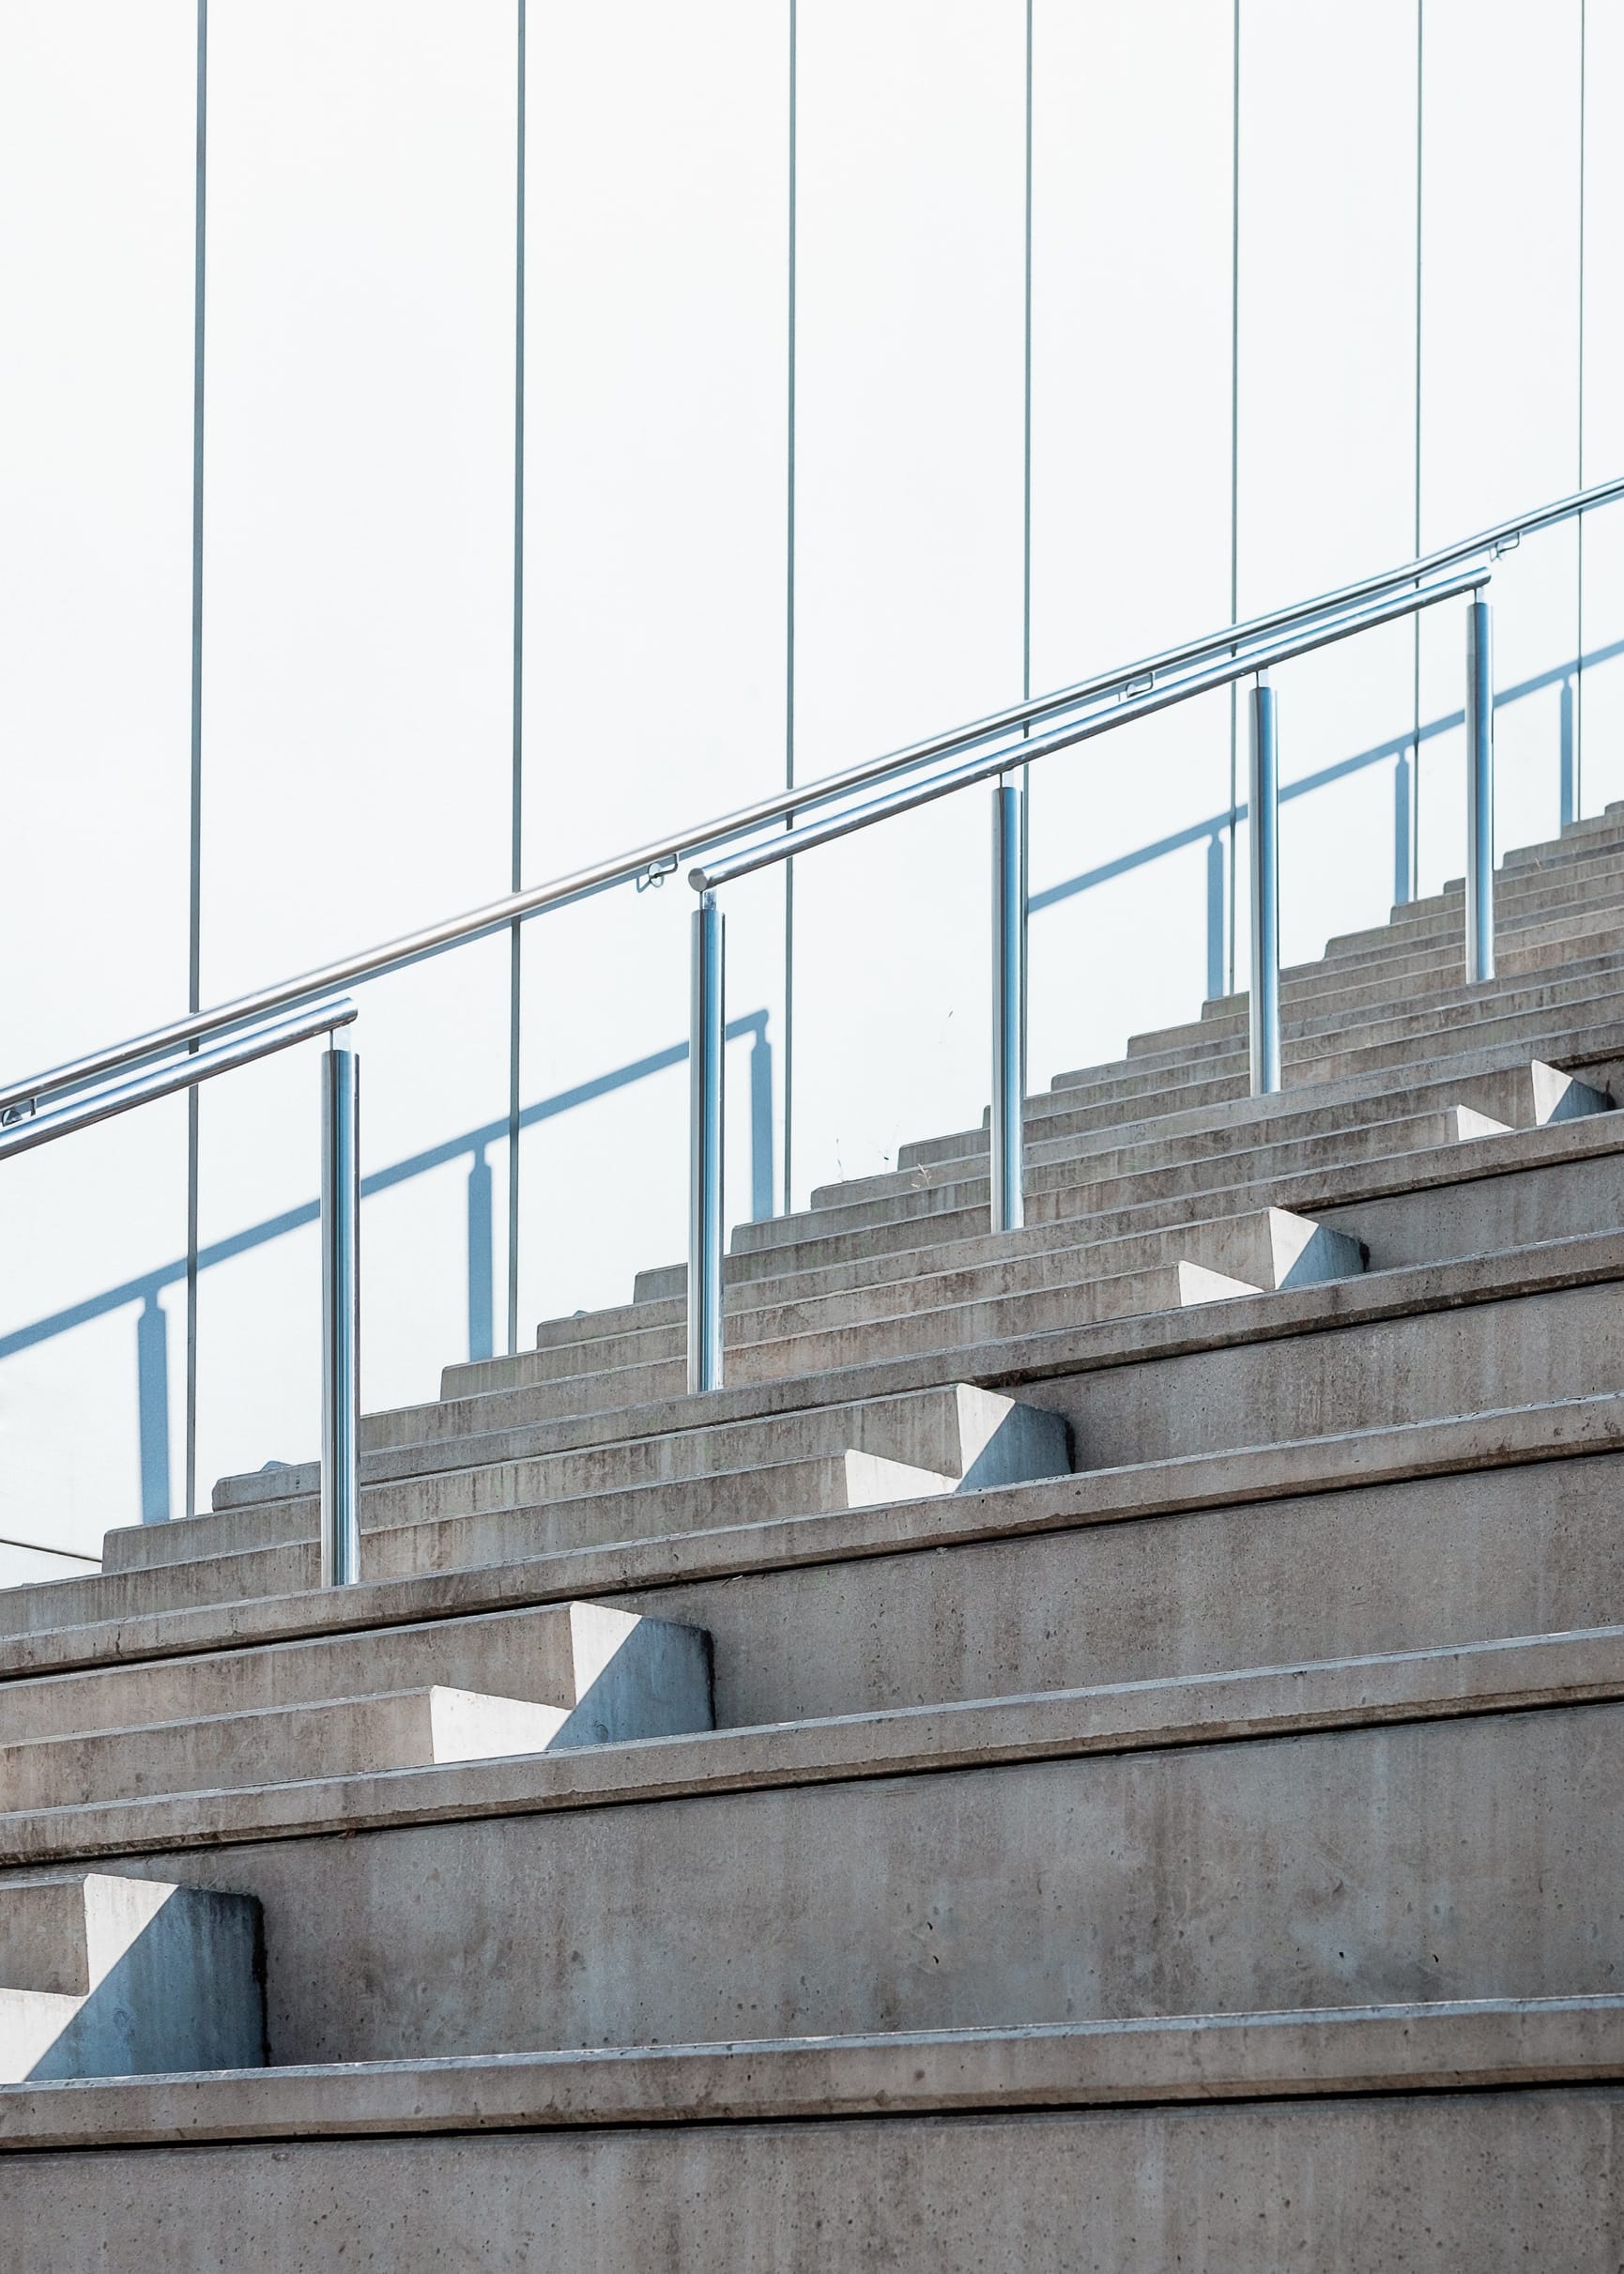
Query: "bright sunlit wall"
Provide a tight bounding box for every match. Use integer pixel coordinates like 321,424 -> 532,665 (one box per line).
1,0 -> 1620,1570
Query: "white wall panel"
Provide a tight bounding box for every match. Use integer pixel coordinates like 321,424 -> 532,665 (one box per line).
1024,0 -> 1233,1087
788,0 -> 1025,1195
0,3 -> 194,1552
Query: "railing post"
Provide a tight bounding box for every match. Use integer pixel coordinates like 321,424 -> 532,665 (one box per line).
688,891 -> 726,1394
1249,671 -> 1281,1097
319,1037 -> 360,1587
989,778 -> 1025,1233
1465,594 -> 1495,983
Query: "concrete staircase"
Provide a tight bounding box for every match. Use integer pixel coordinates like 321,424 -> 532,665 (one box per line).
6,806 -> 1624,2264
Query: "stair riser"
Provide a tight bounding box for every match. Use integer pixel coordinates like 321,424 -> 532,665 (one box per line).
111,1455 -> 869,1578
1107,961 -> 1624,1089
113,1452 -> 975,1591
8,2092 -> 1621,2274
453,1215 -> 1342,1398
1144,946 -> 1624,1059
451,1141 -> 1624,1432
0,1607 -> 605,1746
54,1701 -> 1624,2060
896,1057 -> 1553,1181
213,1385 -> 1016,1524
794,995 -> 1624,1235
70,1268 -> 1624,1623
786,1109 -> 1477,1257
0,1625 -> 712,1808
617,1448 -> 1624,1730
554,1093 -> 1611,1344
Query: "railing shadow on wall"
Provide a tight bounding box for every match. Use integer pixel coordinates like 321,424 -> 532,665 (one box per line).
0,1013 -> 774,1530
1032,644 -> 1621,1005
2,638 -> 1617,1537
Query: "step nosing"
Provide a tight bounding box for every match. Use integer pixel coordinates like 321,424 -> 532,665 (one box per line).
4,1620 -> 1621,1866
5,1993 -> 1624,2148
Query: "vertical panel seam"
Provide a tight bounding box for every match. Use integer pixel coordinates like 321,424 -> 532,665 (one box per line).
184,0 -> 208,1524
507,0 -> 527,1356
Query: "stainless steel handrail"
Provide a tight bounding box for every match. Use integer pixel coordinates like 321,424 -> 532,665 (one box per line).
680,558 -> 1500,1388
5,472 -> 1619,1126
687,564 -> 1487,891
0,1000 -> 354,1158
0,999 -> 363,1586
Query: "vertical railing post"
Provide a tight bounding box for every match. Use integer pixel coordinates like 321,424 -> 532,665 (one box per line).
1465,593 -> 1495,983
989,777 -> 1025,1233
319,1037 -> 360,1587
1249,671 -> 1281,1097
688,891 -> 726,1394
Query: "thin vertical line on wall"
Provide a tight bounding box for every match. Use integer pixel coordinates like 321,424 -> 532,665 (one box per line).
1226,0 -> 1240,996
1409,0 -> 1424,902
1019,0 -> 1033,1064
1576,0 -> 1586,823
507,0 -> 527,1356
184,0 -> 207,1523
782,0 -> 798,1218
1022,0 -> 1033,720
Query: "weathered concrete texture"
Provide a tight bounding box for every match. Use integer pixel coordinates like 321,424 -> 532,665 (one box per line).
0,1995 -> 1619,2146
0,1609 -> 712,1808
0,1393 -> 1615,1693
0,1874 -> 262,2082
42,1693 -> 1624,2062
2,2089 -> 1623,2271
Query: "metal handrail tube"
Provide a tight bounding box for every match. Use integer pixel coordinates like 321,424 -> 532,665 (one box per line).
689,562 -> 1490,892
1248,676 -> 1281,1095
989,779 -> 1025,1233
4,476 -> 1617,1127
687,894 -> 726,1394
0,999 -> 358,1160
320,1040 -> 361,1587
0,996 -> 363,1585
1466,598 -> 1496,984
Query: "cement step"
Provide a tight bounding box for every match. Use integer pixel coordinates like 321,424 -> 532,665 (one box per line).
457,1208 -> 1362,1409
103,1406 -> 1068,1593
1086,954 -> 1624,1094
211,1206 -> 1624,1571
5,1996 -> 1624,2268
1139,945 -> 1624,1060
41,1222 -> 1624,1669
0,1989 -> 1611,2134
0,1872 -> 262,2082
10,1632 -> 1624,2061
4,1388 -> 1616,1712
574,1207 -> 1357,1374
0,1675 -> 711,1811
765,1104 -> 1500,1265
73,1405 -> 1624,1762
0,1602 -> 696,1747
624,1085 -> 1616,1344
893,1049 -> 1602,1185
1020,1009 -> 1624,1149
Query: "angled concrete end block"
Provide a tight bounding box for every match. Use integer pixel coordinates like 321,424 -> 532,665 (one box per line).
950,1386 -> 1073,1492
1531,1059 -> 1612,1125
1,1873 -> 264,2082
557,1604 -> 714,1749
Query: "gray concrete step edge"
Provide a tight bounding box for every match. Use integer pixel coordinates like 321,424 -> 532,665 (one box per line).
1011,957 -> 1624,1110
11,1385 -> 1624,1690
1136,945 -> 1624,1061
787,994 -> 1624,1235
2,1994 -> 1621,2148
4,1617 -> 1622,1867
277,1192 -> 1624,1513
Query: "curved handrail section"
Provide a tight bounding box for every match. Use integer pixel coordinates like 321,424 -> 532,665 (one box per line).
4,471 -> 1620,1123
